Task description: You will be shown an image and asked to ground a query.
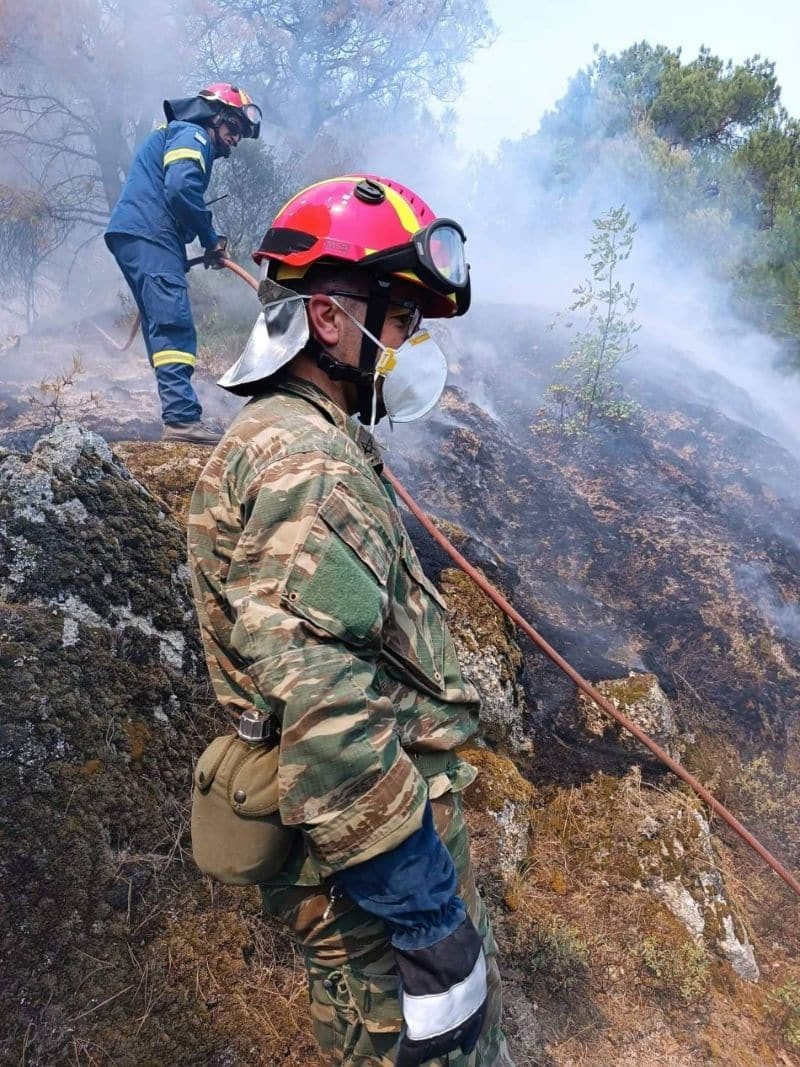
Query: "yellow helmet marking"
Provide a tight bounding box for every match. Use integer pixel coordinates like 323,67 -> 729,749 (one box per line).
382,184 -> 422,235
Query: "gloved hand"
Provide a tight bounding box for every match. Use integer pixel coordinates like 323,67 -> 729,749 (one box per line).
335,800 -> 488,1065
394,913 -> 487,1066
204,236 -> 228,269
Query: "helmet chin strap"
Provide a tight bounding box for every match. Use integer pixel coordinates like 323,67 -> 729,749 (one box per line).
308,278 -> 391,426
356,277 -> 391,424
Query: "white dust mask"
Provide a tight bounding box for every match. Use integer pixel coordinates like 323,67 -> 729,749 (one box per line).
376,330 -> 448,422
330,299 -> 449,429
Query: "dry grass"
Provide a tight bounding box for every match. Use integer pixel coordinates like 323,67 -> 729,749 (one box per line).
485,759 -> 800,1065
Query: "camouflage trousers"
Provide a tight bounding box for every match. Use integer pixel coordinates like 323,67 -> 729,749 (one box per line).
260,792 -> 514,1066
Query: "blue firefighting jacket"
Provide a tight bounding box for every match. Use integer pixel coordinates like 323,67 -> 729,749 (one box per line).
106,121 -> 219,257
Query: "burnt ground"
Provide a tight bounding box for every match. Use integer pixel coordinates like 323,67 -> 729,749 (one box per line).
393,307 -> 800,777
0,299 -> 799,1065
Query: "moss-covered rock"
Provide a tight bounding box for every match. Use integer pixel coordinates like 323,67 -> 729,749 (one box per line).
440,567 -> 529,752
0,425 -> 315,1065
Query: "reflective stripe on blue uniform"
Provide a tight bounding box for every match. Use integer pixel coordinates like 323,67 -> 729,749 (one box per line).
105,234 -> 201,425
106,121 -> 218,253
105,121 -> 219,425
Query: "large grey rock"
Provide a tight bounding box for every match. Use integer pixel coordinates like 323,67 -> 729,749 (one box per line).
576,671 -> 683,759
0,424 -> 214,1064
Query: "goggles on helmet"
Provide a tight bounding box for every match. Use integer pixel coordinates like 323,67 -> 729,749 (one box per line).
359,218 -> 470,314
241,102 -> 262,126
221,103 -> 261,133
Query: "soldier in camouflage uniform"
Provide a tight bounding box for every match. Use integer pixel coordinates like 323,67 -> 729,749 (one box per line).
187,175 -> 514,1066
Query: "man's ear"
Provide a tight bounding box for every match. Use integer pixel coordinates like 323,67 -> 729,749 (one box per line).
307,294 -> 340,347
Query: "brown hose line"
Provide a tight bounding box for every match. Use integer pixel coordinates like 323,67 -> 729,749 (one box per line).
222,258 -> 259,290
221,256 -> 800,896
384,468 -> 800,898
93,314 -> 141,352
93,256 -> 257,352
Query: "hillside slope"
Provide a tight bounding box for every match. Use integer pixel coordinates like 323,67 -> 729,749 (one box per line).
1,314 -> 798,1064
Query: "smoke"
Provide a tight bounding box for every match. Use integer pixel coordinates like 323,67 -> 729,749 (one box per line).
361,76 -> 800,461
734,561 -> 800,643
2,8 -> 800,473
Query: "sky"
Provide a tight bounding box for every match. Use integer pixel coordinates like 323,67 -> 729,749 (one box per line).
453,0 -> 800,155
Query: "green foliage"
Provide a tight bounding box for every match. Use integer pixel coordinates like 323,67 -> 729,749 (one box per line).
540,206 -> 641,437
767,978 -> 800,1049
735,116 -> 800,222
637,934 -> 710,1002
500,41 -> 800,369
649,48 -> 778,149
522,917 -> 590,997
544,42 -> 778,153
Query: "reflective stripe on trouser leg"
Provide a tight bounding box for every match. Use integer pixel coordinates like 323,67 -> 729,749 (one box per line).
140,271 -> 201,425
153,358 -> 201,427
260,792 -> 514,1067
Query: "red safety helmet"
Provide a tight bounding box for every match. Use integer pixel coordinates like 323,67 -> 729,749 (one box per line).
198,83 -> 261,139
253,175 -> 470,318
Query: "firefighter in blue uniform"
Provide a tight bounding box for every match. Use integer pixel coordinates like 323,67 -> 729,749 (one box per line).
105,83 -> 261,445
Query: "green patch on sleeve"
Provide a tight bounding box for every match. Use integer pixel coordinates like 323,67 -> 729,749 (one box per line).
299,533 -> 384,642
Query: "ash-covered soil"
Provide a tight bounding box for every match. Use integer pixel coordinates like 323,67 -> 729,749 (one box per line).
394,306 -> 800,778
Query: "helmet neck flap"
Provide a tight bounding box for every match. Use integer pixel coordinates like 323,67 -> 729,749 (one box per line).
163,83 -> 261,150
163,95 -> 219,129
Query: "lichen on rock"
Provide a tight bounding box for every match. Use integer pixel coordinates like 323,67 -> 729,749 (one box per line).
0,422 -> 200,678
576,671 -> 683,758
459,744 -> 535,893
634,784 -> 759,982
440,566 -> 529,752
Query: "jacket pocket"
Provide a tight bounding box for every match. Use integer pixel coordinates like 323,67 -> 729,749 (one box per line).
382,536 -> 447,692
283,483 -> 391,645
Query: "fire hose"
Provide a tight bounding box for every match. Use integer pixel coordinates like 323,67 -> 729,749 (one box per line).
387,473 -> 800,899
93,252 -> 239,351
108,257 -> 800,897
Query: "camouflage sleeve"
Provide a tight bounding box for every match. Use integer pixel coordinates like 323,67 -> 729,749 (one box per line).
228,447 -> 428,876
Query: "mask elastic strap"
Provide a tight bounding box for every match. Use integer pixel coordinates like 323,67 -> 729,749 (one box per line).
361,279 -> 391,425
330,292 -> 391,426
329,297 -> 384,349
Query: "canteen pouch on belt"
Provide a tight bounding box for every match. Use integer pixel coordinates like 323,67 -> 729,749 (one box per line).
191,734 -> 297,885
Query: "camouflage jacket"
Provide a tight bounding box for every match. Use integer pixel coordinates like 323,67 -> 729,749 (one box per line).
187,377 -> 480,878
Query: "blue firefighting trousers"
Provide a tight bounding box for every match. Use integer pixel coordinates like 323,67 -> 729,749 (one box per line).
105,234 -> 202,425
